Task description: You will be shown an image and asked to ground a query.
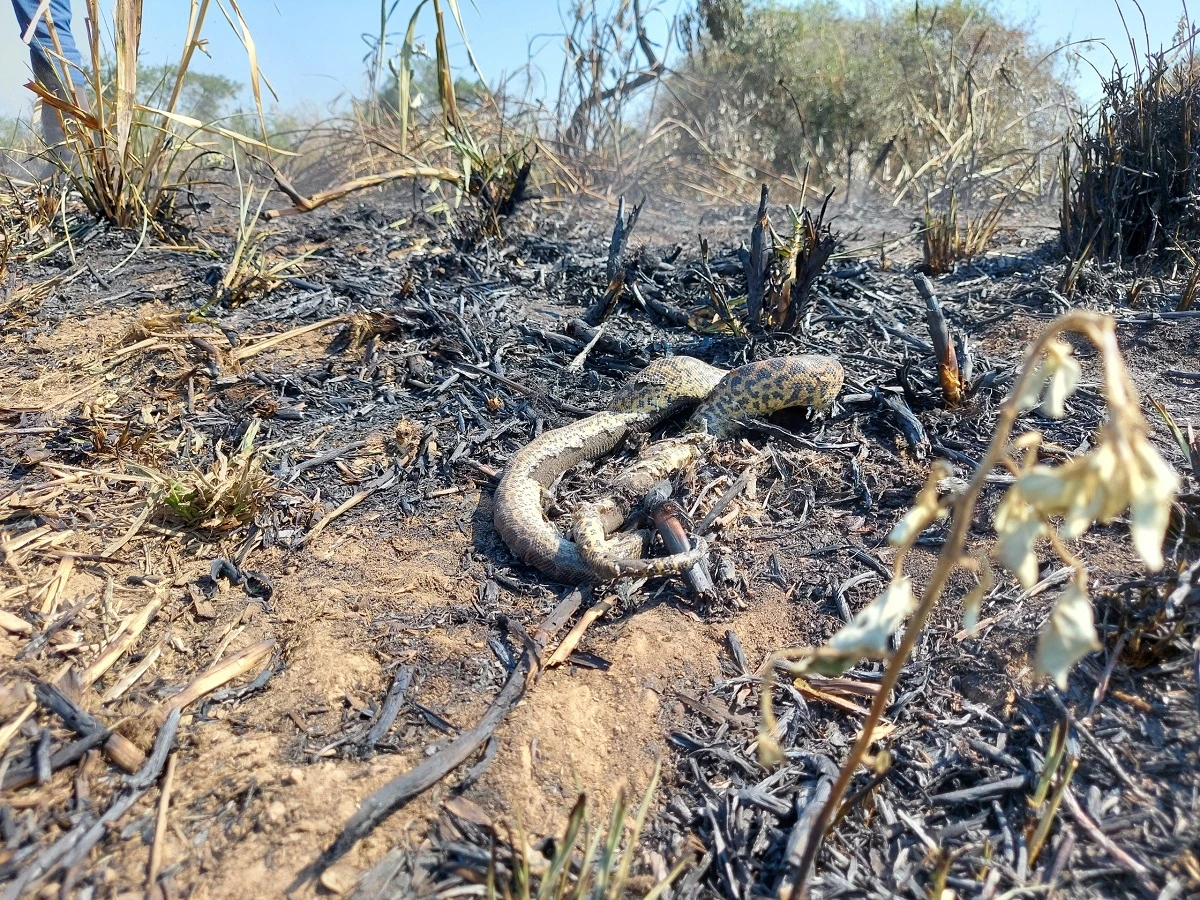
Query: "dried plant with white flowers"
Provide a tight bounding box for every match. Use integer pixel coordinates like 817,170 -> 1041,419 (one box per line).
765,311 -> 1181,897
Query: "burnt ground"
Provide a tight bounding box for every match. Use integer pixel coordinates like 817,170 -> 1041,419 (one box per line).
0,184 -> 1198,900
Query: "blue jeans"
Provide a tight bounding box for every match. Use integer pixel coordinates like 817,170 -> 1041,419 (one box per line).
11,0 -> 87,141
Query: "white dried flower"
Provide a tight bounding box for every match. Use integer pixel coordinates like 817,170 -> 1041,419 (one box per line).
993,489 -> 1047,589
1013,429 -> 1178,571
804,577 -> 916,676
888,462 -> 951,547
1015,339 -> 1081,419
1017,441 -> 1123,540
1035,576 -> 1101,690
961,555 -> 995,633
1126,437 -> 1179,570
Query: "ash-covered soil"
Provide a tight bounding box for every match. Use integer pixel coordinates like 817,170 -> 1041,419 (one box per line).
1,187 -> 1198,899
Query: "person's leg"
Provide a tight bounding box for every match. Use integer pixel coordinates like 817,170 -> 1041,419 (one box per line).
12,0 -> 87,83
11,0 -> 88,145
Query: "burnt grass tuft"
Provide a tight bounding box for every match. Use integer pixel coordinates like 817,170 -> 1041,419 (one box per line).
1062,33 -> 1200,263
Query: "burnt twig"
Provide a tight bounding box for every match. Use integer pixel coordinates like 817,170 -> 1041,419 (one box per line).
745,184 -> 770,333
3,709 -> 180,900
585,196 -> 643,325
781,194 -> 838,334
34,681 -> 144,773
915,274 -> 965,406
776,777 -> 832,899
2,727 -> 109,791
297,623 -> 538,886
880,392 -> 930,458
362,665 -> 415,753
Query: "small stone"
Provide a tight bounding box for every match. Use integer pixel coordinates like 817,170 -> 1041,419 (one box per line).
641,689 -> 660,715
319,863 -> 360,896
284,767 -> 304,785
265,800 -> 287,824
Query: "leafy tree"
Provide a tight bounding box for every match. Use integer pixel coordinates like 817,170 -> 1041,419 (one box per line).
667,0 -> 1076,200
136,64 -> 243,123
93,60 -> 243,124
377,56 -> 486,120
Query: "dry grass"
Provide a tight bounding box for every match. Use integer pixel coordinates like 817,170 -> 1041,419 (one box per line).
922,191 -> 1005,275
0,175 -> 62,279
29,0 -> 280,233
483,763 -> 685,900
260,0 -> 533,237
233,0 -> 1074,226
202,169 -> 312,311
142,420 -> 275,532
8,0 -> 1076,247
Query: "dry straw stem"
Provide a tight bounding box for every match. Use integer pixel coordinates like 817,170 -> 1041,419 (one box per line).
156,639 -> 274,721
228,314 -> 350,361
262,165 -> 461,220
777,310 -> 1178,895
146,750 -> 178,892
79,591 -> 165,690
29,0 -> 286,231
921,191 -> 1005,275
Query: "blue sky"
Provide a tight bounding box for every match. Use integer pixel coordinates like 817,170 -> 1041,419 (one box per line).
0,0 -> 1191,119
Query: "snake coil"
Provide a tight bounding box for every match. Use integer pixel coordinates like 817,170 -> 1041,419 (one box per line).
493,354 -> 844,583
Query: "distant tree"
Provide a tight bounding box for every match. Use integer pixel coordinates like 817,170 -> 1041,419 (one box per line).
95,60 -> 243,124
136,64 -> 243,123
377,56 -> 486,120
666,0 -> 1077,200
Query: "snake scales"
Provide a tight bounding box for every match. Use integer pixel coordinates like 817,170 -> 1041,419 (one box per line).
493,354 -> 844,584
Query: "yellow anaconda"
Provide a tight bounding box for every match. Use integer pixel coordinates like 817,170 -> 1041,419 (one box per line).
493,354 -> 844,583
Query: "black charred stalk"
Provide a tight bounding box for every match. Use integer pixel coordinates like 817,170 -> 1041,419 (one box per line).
881,392 -> 930,458
565,317 -> 640,359
607,195 -> 641,283
2,728 -> 110,791
584,266 -> 629,326
362,665 -> 414,754
915,273 -> 964,407
744,183 -> 770,332
699,235 -> 739,332
585,196 -> 643,325
495,158 -> 533,218
782,193 -> 838,334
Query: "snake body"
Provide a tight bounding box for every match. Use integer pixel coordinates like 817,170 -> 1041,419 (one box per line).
493,354 -> 844,583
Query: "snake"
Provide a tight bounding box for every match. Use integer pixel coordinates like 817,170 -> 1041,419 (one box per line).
492,354 -> 844,584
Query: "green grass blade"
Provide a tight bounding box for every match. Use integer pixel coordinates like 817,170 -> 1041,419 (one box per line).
609,762 -> 661,899
398,0 -> 430,153
537,794 -> 587,900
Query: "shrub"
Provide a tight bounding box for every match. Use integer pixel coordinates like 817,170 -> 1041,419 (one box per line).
665,0 -> 1075,202
129,64 -> 243,123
